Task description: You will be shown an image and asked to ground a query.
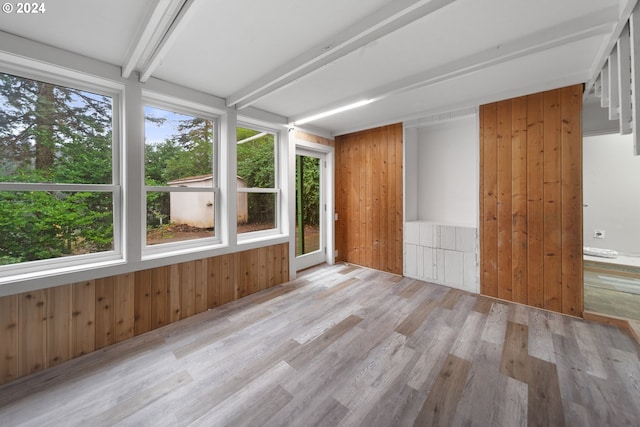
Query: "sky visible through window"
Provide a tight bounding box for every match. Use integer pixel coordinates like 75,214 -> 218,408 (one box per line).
144,106 -> 193,145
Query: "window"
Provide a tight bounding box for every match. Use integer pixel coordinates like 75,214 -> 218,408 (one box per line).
0,70 -> 119,271
144,100 -> 218,248
236,125 -> 279,235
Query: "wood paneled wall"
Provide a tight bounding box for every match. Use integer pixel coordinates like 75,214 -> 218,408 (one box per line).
480,85 -> 583,317
335,123 -> 403,274
0,243 -> 289,385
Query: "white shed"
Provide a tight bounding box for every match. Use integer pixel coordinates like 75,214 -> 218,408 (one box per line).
168,175 -> 248,227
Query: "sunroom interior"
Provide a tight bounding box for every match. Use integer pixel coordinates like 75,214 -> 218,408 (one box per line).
1,0 -> 640,424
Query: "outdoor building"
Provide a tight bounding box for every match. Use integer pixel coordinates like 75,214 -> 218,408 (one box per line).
167,175 -> 248,228
0,1 -> 639,425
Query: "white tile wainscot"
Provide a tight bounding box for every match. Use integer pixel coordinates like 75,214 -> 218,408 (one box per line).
404,221 -> 479,293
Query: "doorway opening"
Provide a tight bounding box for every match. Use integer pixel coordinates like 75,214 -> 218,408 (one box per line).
295,146 -> 331,271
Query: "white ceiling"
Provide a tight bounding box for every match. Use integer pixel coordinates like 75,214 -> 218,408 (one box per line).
0,0 -> 631,135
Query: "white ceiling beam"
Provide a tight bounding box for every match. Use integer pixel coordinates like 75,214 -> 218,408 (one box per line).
608,45 -> 620,119
289,9 -> 616,125
121,0 -> 178,79
226,0 -> 457,110
139,0 -> 200,83
601,60 -> 610,108
583,0 -> 638,99
617,23 -> 632,134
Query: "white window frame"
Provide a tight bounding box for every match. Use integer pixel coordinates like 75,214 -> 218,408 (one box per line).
236,122 -> 282,241
0,60 -> 124,284
141,91 -> 222,258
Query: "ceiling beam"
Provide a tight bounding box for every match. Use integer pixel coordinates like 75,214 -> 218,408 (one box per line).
121,0 -> 179,79
288,8 -> 617,125
226,0 -> 457,110
139,0 -> 200,83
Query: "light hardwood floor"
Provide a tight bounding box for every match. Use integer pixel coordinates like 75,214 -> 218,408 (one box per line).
1,263 -> 639,426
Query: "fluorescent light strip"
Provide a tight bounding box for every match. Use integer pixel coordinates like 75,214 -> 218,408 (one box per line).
293,99 -> 375,125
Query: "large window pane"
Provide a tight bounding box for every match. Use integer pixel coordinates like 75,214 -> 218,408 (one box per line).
145,106 -> 214,187
0,72 -> 113,184
237,127 -> 275,188
237,192 -> 277,233
0,70 -> 116,270
237,125 -> 278,235
0,191 -> 114,265
144,105 -> 217,246
146,191 -> 215,245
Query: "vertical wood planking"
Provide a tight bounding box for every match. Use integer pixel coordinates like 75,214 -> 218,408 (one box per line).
179,261 -> 196,319
380,126 -> 389,272
497,100 -> 513,301
542,89 -> 563,313
151,266 -> 169,329
511,96 -> 528,305
480,85 -> 582,317
0,294 -> 19,383
194,259 -> 208,314
358,133 -> 367,267
114,274 -> 134,343
134,269 -> 152,335
395,126 -> 404,275
480,103 -> 499,297
526,94 -> 545,308
371,130 -> 381,269
334,124 -> 403,274
95,277 -> 115,350
0,243 -> 289,386
71,281 -> 95,357
168,264 -> 182,323
47,285 -> 72,367
19,290 -> 47,376
560,85 -> 583,317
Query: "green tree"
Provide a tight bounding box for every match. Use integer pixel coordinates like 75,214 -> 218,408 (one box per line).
237,128 -> 276,224
144,110 -> 214,228
0,72 -> 113,264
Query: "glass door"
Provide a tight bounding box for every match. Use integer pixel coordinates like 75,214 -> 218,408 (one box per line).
295,148 -> 325,270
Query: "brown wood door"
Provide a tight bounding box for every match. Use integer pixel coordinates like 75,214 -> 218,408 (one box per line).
480,85 -> 583,317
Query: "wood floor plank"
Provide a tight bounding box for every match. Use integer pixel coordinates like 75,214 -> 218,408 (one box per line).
1,264 -> 639,426
414,354 -> 472,426
286,314 -> 363,369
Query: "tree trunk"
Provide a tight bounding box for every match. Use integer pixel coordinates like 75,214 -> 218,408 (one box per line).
34,82 -> 55,170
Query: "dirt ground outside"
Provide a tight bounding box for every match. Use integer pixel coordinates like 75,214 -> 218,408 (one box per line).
147,222 -> 275,245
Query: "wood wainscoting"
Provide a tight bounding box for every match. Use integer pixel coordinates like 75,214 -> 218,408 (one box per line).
335,123 -> 403,274
0,243 -> 289,386
479,84 -> 583,317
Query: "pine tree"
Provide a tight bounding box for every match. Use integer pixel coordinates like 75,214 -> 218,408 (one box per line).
0,72 -> 113,264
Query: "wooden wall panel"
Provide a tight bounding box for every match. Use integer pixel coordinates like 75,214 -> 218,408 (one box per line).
114,274 -> 134,343
150,266 -> 169,329
480,85 -> 583,317
47,285 -> 72,367
543,90 -> 563,313
480,103 -> 499,298
511,96 -> 528,305
134,269 -> 152,335
560,85 -> 584,317
71,280 -> 95,357
335,123 -> 403,274
0,243 -> 289,386
19,290 -> 47,376
95,277 -> 115,350
497,100 -> 513,301
526,94 -> 545,308
0,294 -> 18,384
